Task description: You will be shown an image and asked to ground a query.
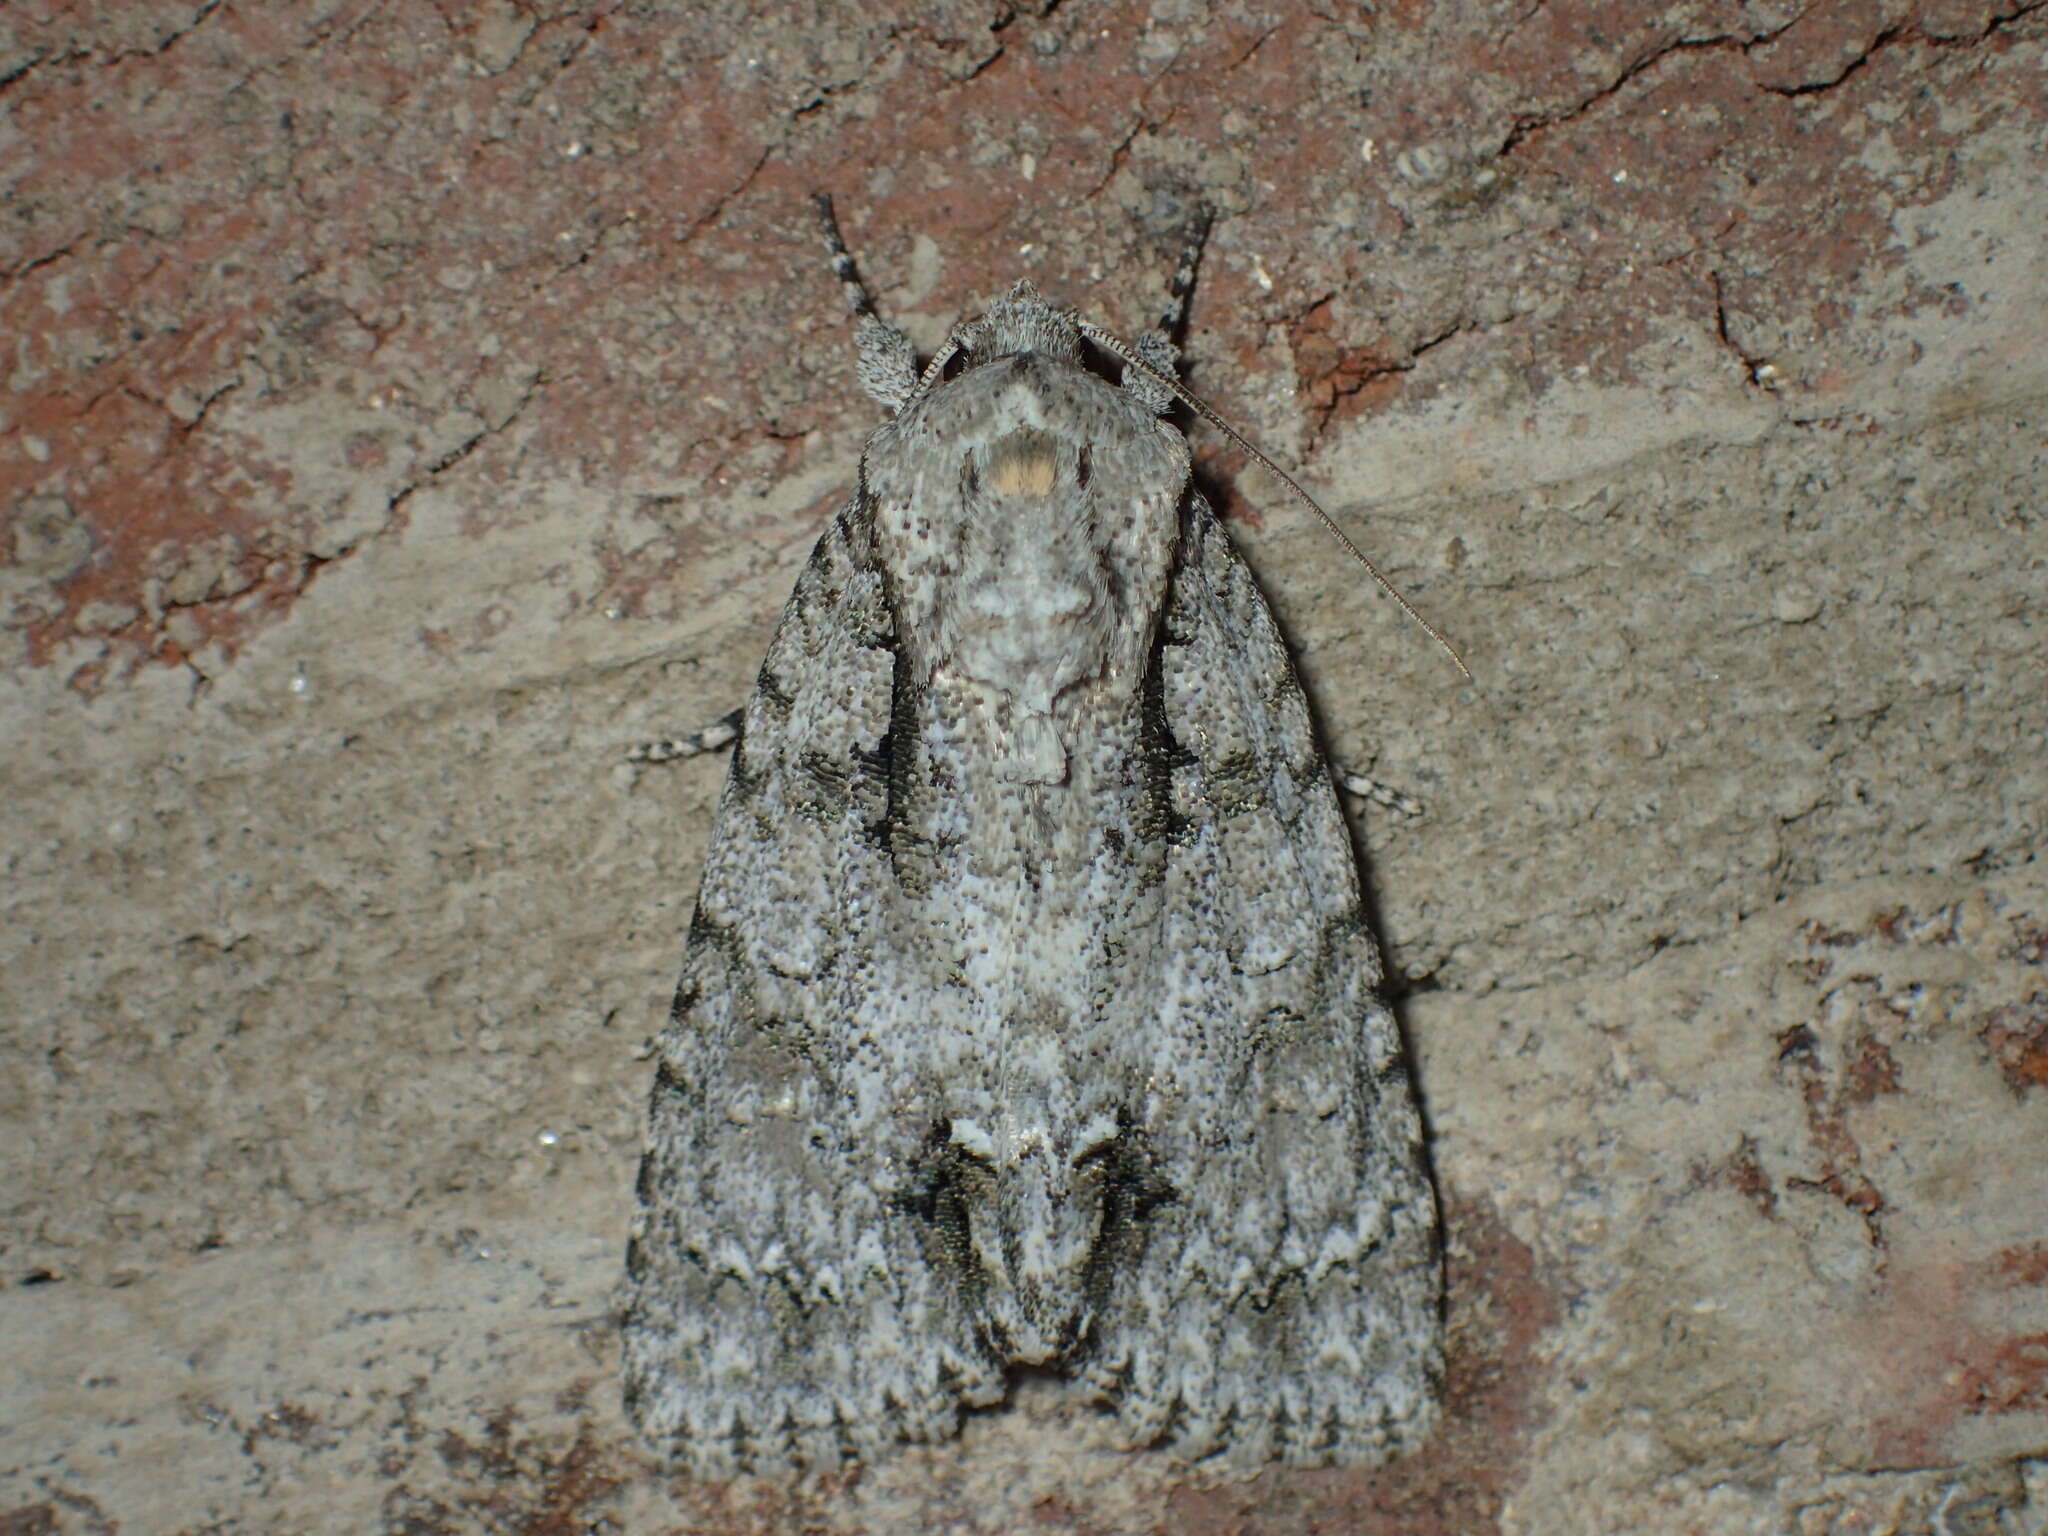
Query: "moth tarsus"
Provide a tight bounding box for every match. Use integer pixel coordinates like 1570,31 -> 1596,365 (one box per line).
627,706 -> 744,766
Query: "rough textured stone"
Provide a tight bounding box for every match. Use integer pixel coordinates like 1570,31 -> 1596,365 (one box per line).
3,1 -> 2044,1530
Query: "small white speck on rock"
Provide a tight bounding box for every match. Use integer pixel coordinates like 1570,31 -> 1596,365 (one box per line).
1771,585 -> 1824,624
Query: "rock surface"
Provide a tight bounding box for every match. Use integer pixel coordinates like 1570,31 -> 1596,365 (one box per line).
4,2 -> 2045,1530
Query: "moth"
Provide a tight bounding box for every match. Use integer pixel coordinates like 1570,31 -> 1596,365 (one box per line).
620,198 -> 1443,1476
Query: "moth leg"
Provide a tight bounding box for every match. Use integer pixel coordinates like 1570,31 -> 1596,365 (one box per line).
811,193 -> 918,413
1122,204 -> 1215,415
1333,766 -> 1427,820
627,705 -> 742,766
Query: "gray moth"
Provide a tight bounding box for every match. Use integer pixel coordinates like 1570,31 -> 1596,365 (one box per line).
620,198 -> 1443,1476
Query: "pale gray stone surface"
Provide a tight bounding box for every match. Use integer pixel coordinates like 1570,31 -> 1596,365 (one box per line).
4,3 -> 2045,1531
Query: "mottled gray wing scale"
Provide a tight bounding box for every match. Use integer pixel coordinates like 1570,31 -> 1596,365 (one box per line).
1088,492 -> 1441,1467
621,499 -> 1003,1475
625,399 -> 1439,1475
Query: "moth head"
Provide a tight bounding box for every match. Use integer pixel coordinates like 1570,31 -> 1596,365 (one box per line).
952,281 -> 1085,375
906,1113 -> 1173,1368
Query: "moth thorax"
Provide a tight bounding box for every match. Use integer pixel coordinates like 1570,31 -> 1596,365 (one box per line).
977,428 -> 1075,502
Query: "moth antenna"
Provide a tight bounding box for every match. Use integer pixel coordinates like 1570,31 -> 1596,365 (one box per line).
1079,319 -> 1472,682
916,334 -> 963,394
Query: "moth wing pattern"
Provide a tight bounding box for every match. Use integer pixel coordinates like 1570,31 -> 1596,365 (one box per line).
620,506 -> 1004,1474
1085,491 -> 1442,1466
